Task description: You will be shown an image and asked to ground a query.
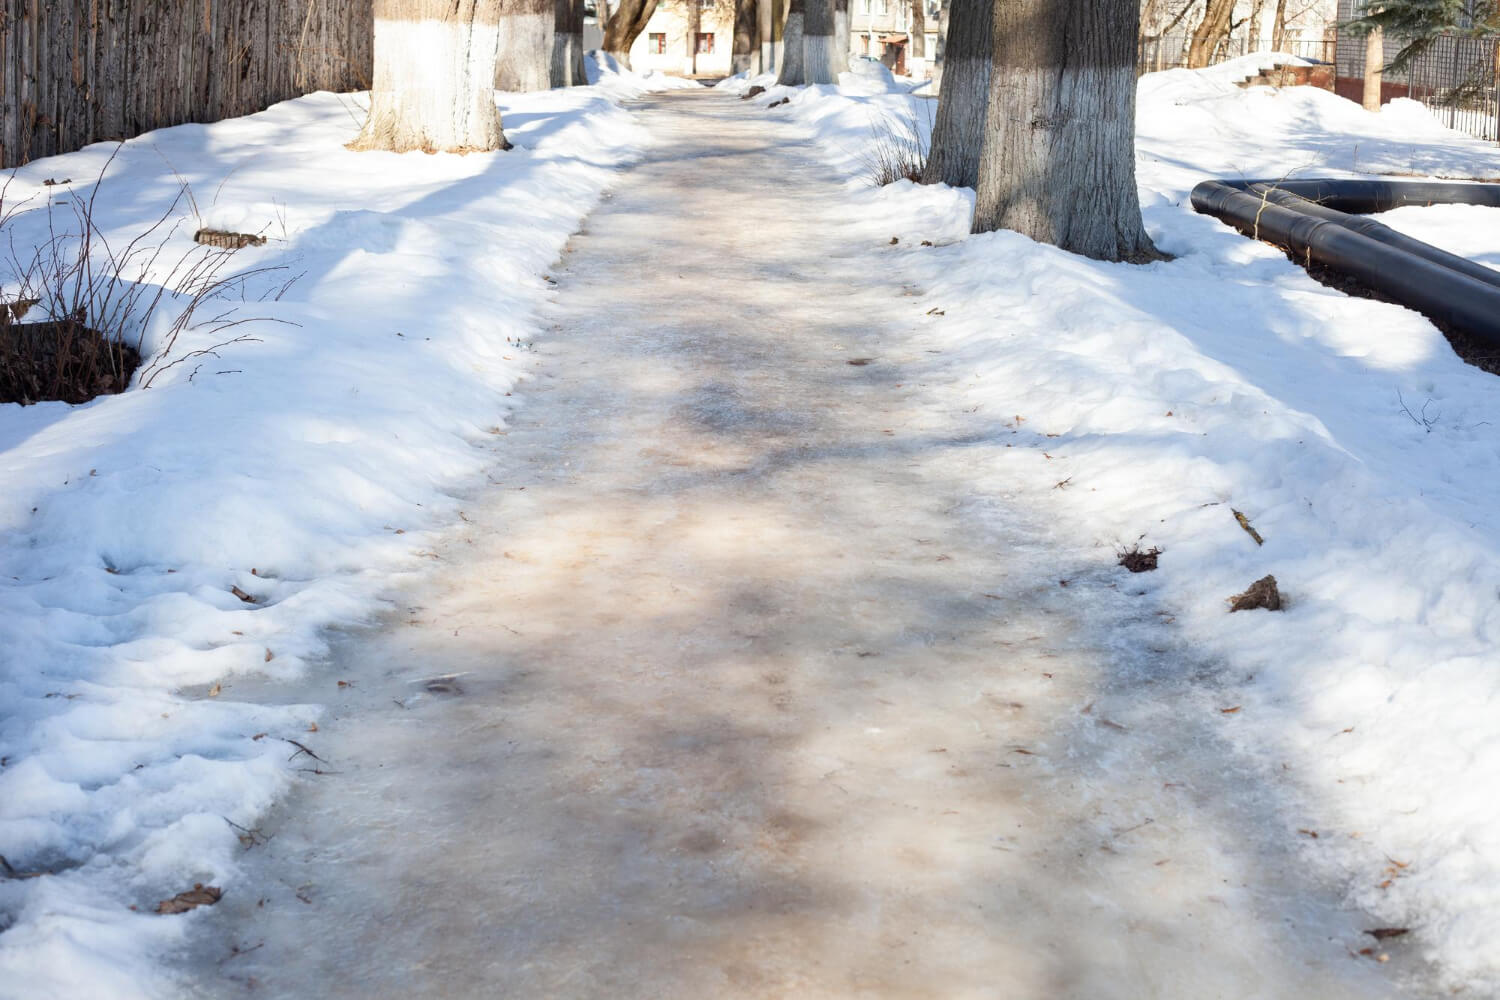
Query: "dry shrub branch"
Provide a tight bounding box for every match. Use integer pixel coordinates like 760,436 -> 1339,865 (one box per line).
1,147 -> 297,405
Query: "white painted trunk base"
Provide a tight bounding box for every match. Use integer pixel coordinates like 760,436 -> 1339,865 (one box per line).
496,12 -> 554,92
802,32 -> 837,84
354,17 -> 506,153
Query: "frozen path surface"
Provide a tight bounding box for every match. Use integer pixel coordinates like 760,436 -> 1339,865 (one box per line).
183,92 -> 1417,998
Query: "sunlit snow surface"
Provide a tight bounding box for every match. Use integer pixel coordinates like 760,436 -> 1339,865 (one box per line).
0,63 -> 689,999
3,54 -> 1500,1000
725,64 -> 1500,993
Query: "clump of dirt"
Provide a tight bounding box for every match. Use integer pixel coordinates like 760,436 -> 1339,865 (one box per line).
1292,252 -> 1500,377
1228,574 -> 1281,612
1118,546 -> 1161,573
1,316 -> 141,405
743,86 -> 766,99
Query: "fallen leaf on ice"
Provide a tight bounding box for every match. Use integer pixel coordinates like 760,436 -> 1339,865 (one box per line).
1365,928 -> 1410,940
156,884 -> 222,914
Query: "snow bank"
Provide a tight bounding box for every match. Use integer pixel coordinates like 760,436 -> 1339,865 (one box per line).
0,66 -> 678,999
768,66 -> 1500,993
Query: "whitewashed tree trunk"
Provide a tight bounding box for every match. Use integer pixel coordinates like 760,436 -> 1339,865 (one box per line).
833,0 -> 850,73
760,0 -> 776,70
734,0 -> 759,72
802,0 -> 837,82
922,0 -> 989,188
551,0 -> 589,85
908,0 -> 925,74
777,0 -> 806,83
1363,26 -> 1384,111
972,0 -> 1159,262
497,0 -> 555,91
352,0 -> 508,154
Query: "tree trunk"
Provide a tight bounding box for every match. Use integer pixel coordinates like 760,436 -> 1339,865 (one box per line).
551,0 -> 588,85
777,0 -> 806,83
921,0 -> 991,188
351,0 -> 509,154
734,0 -> 759,71
760,0 -> 776,70
834,0 -> 851,73
909,0 -> 926,73
497,0 -> 555,91
1362,26 -> 1384,111
1270,0 -> 1288,52
603,0 -> 660,66
803,0 -> 837,82
1186,0 -> 1234,69
971,0 -> 1159,263
933,0 -> 950,88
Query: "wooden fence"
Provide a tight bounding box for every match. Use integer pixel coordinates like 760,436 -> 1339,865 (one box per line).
0,1 -> 373,168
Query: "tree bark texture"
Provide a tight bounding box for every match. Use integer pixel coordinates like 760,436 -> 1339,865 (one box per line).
551,0 -> 589,86
909,0 -> 926,60
971,0 -> 1159,263
933,0 -> 950,87
921,0 -> 991,189
776,0 -> 806,83
1185,0 -> 1234,68
0,0 -> 373,169
352,0 -> 508,154
734,0 -> 759,72
759,0 -> 776,71
802,0 -> 837,82
1271,0 -> 1289,52
1362,25 -> 1384,110
833,0 -> 850,73
602,0 -> 660,66
497,0 -> 555,91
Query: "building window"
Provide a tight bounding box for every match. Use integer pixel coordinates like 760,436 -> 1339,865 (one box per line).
861,0 -> 871,12
696,31 -> 715,53
698,0 -> 714,8
649,32 -> 666,53
878,0 -> 889,13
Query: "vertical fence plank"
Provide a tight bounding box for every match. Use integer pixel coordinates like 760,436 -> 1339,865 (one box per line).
0,0 -> 372,168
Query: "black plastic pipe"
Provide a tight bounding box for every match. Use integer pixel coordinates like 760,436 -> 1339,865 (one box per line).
1211,178 -> 1500,212
1242,184 -> 1500,292
1191,178 -> 1500,346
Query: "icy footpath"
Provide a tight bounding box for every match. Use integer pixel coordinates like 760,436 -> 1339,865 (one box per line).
756,67 -> 1500,992
0,64 -> 690,999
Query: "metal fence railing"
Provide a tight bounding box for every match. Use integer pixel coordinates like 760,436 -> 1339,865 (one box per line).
1335,8 -> 1500,145
1137,35 -> 1337,75
1398,35 -> 1500,142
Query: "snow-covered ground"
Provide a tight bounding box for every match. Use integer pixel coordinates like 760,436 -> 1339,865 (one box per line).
0,62 -> 695,1000
724,65 -> 1500,993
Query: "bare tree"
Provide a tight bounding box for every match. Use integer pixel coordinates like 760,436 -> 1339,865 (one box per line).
909,0 -> 927,68
803,0 -> 839,80
552,0 -> 589,85
734,0 -> 759,70
760,0 -> 776,69
972,0 -> 1160,262
922,0 -> 991,188
1186,0 -> 1233,67
777,0 -> 807,81
1271,0 -> 1289,51
834,0 -> 852,72
351,0 -> 509,153
603,0 -> 662,65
